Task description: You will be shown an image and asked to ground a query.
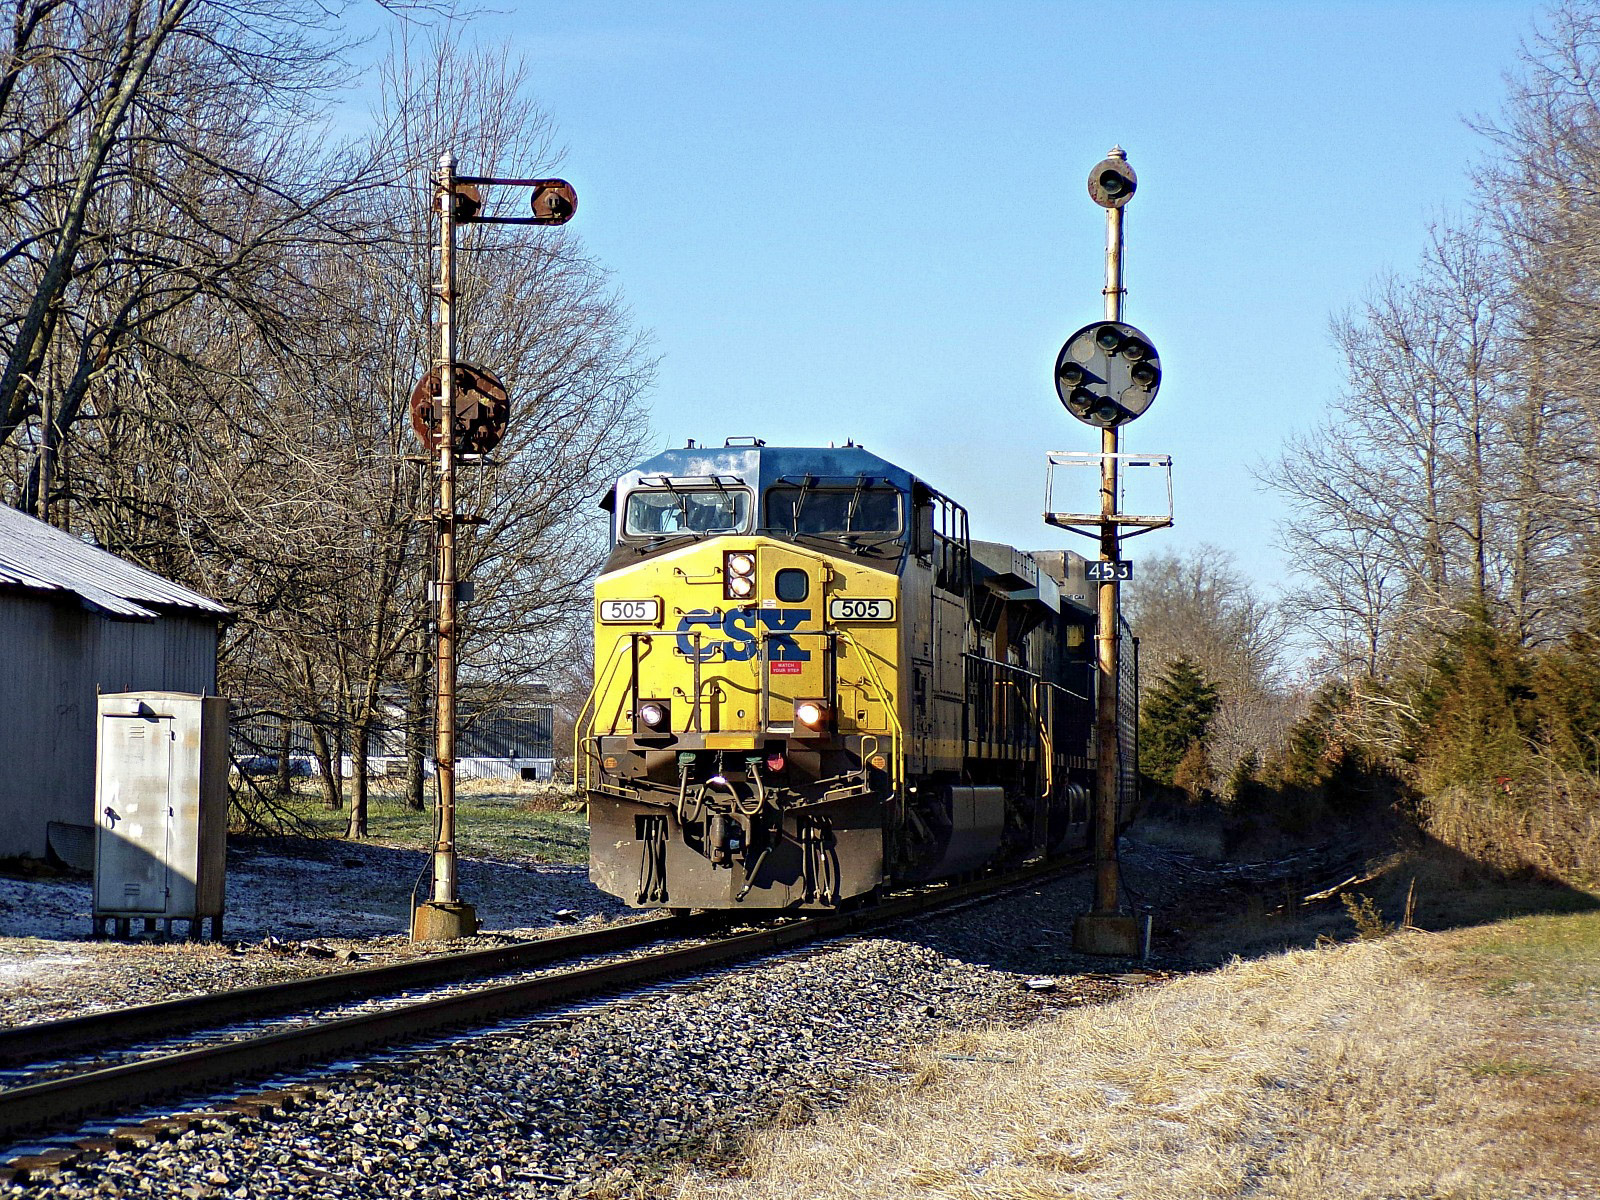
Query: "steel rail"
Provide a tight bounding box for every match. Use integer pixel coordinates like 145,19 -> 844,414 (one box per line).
0,853 -> 1085,1142
0,912 -> 705,1069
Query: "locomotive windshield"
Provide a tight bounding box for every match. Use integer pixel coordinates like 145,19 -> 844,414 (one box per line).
623,487 -> 749,537
766,483 -> 902,535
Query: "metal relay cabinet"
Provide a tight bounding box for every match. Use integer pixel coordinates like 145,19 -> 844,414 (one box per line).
93,691 -> 229,939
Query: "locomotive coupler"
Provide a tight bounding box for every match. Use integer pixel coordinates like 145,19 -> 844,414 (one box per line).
707,812 -> 744,865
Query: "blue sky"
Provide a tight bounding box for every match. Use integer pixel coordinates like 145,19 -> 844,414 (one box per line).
427,1 -> 1538,591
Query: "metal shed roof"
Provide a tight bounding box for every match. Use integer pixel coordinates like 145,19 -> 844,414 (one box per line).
0,504 -> 229,621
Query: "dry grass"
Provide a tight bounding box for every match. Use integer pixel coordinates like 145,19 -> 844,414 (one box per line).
665,912 -> 1600,1200
1421,775 -> 1600,888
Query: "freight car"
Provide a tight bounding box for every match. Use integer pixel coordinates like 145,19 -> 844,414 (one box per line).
579,440 -> 1137,910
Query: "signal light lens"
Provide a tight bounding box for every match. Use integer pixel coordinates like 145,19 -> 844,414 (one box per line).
1057,362 -> 1085,385
1098,169 -> 1127,197
1095,326 -> 1122,352
795,701 -> 826,729
765,751 -> 786,772
1130,361 -> 1158,388
1092,399 -> 1121,423
638,702 -> 669,730
1122,339 -> 1149,361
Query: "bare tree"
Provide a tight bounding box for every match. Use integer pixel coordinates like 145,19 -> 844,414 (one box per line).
13,14 -> 654,839
1260,221 -> 1550,678
1473,0 -> 1600,636
1122,545 -> 1296,781
0,0 -> 379,491
207,28 -> 651,837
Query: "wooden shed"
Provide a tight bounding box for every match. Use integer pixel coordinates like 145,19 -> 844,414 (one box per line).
0,505 -> 229,861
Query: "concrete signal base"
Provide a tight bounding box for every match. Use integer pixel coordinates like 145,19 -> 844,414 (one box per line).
1073,912 -> 1140,956
412,900 -> 479,942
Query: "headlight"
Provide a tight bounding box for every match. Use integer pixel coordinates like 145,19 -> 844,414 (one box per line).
795,701 -> 826,729
724,549 -> 757,600
638,701 -> 669,731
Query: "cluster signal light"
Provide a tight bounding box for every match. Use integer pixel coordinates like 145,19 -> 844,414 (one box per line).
1054,319 -> 1162,430
724,551 -> 756,600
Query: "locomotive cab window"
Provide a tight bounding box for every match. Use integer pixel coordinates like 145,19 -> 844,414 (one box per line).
624,488 -> 749,537
765,485 -> 901,536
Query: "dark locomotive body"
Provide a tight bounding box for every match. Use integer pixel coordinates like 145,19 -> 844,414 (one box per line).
581,441 -> 1136,910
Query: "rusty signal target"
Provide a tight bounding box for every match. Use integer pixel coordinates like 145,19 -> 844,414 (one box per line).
528,179 -> 577,225
434,181 -> 482,222
1087,156 -> 1136,209
410,362 -> 510,456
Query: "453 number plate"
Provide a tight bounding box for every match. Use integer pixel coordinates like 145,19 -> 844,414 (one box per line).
828,597 -> 895,622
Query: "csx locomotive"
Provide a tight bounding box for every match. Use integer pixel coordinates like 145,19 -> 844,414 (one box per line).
580,440 -> 1137,910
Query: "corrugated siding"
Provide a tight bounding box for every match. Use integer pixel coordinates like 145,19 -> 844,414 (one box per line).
0,504 -> 228,619
0,595 -> 218,858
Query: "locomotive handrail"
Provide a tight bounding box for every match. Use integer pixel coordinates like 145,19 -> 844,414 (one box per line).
835,631 -> 902,739
962,654 -> 1090,767
834,630 -> 903,801
575,633 -> 636,791
961,651 -> 1041,680
963,652 -> 1089,704
756,626 -> 837,732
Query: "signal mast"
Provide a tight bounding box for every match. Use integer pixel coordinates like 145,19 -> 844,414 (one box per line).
409,155 -> 578,942
1045,147 -> 1173,956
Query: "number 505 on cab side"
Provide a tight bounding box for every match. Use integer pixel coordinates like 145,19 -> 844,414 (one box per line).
599,598 -> 661,624
827,597 -> 894,621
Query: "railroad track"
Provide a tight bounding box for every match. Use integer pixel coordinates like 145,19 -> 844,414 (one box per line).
0,910 -> 702,1073
0,852 -> 1089,1165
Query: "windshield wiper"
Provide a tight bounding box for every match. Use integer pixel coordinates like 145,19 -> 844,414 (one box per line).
645,475 -> 692,531
832,530 -> 902,552
845,475 -> 869,531
641,530 -> 705,547
789,474 -> 816,534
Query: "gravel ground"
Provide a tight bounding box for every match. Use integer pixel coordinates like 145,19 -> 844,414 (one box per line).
0,855 -> 1193,1199
0,833 -> 1363,1198
0,837 -> 629,1027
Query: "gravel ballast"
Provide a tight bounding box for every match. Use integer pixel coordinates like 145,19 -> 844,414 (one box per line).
0,838 -> 629,1027
1,865 -> 1174,1198
0,830 -> 1363,1198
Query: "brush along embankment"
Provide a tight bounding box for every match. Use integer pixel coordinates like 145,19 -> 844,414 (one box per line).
671,909 -> 1600,1199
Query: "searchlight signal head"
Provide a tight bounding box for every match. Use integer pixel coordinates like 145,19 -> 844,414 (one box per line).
1087,151 -> 1137,209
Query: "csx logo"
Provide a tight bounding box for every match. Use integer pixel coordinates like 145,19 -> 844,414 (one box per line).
675,608 -> 811,662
